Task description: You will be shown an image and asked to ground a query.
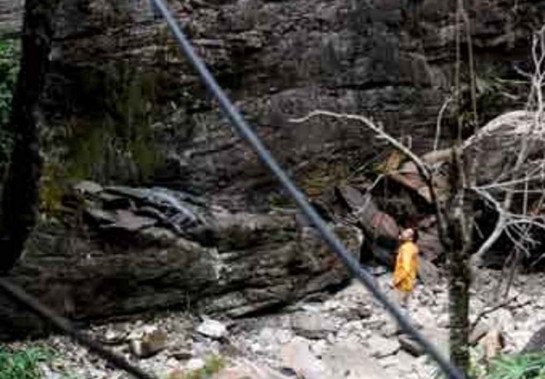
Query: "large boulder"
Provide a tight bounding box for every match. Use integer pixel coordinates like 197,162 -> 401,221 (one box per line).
0,183 -> 362,340
521,325 -> 545,353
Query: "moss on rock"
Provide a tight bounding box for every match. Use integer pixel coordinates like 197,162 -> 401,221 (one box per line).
57,62 -> 166,185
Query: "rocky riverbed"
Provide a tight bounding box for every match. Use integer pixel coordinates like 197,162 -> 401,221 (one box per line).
6,268 -> 545,379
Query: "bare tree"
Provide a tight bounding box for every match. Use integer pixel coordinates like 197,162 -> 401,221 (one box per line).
290,22 -> 545,377
470,25 -> 545,269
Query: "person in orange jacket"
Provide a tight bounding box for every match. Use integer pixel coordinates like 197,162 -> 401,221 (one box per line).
393,227 -> 419,307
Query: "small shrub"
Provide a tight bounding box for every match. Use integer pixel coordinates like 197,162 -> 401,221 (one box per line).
432,351 -> 545,379
486,353 -> 545,379
168,355 -> 227,379
0,347 -> 52,379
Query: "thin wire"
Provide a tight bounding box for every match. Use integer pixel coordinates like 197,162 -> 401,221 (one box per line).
148,1 -> 465,378
0,278 -> 158,379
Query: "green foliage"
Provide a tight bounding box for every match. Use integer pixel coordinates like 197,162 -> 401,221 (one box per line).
37,63 -> 164,213
64,63 -> 164,184
0,347 -> 52,379
39,163 -> 66,217
268,192 -> 295,209
168,355 -> 227,379
0,346 -> 80,379
187,355 -> 226,379
486,353 -> 545,379
432,350 -> 545,379
300,161 -> 350,197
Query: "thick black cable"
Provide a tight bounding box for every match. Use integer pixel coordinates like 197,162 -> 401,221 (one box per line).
148,1 -> 466,378
0,278 -> 158,379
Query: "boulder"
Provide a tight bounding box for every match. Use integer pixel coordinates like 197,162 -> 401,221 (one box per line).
0,183 -> 363,339
335,185 -> 399,264
290,312 -> 338,340
128,326 -> 168,358
322,341 -> 393,379
417,228 -> 444,262
521,325 -> 545,353
102,210 -> 157,232
281,337 -> 328,379
368,334 -> 400,358
418,258 -> 441,287
197,319 -> 228,340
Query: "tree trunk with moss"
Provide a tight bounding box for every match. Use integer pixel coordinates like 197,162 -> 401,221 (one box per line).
448,258 -> 471,372
442,1 -> 475,370
0,1 -> 60,273
446,0 -> 476,368
446,149 -> 473,374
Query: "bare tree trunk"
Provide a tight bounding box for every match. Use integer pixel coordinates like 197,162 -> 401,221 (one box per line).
446,0 -> 475,371
448,262 -> 470,370
443,146 -> 472,373
0,1 -> 59,273
447,204 -> 472,372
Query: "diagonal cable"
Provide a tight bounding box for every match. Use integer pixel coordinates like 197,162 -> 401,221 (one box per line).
0,277 -> 158,379
148,0 -> 465,378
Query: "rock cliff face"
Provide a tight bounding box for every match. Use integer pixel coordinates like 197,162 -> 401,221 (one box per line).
0,0 -> 544,335
12,0 -> 543,210
0,0 -> 22,36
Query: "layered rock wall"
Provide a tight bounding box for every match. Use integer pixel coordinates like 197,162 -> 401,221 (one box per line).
32,0 -> 545,209
0,182 -> 362,339
0,0 -> 22,37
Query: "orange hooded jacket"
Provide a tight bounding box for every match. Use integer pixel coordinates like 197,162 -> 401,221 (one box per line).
393,241 -> 419,293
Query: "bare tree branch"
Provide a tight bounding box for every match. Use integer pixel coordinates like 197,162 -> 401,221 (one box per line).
290,110 -> 432,181
470,188 -> 506,266
289,110 -> 450,241
434,96 -> 453,152
469,25 -> 545,267
470,296 -> 518,333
